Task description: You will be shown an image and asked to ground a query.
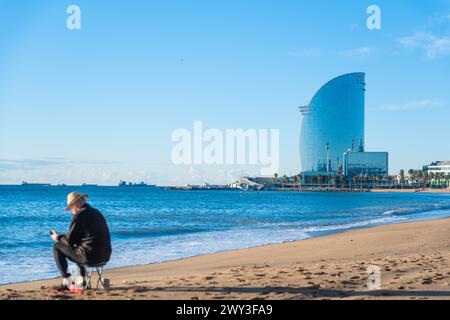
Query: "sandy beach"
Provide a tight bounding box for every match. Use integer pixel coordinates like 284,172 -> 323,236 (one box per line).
1,217 -> 450,300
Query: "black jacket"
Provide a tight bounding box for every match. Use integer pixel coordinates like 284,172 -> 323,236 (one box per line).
59,204 -> 112,264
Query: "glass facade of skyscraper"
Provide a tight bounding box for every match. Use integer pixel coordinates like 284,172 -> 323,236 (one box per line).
300,73 -> 366,173
343,151 -> 389,177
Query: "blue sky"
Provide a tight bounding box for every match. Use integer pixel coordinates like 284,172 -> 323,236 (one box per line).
0,0 -> 449,185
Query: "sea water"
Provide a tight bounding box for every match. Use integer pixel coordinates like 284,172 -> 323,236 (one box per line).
0,185 -> 449,284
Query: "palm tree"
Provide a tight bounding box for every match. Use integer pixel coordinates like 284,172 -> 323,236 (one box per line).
399,169 -> 405,188
408,169 -> 416,188
418,170 -> 424,185
317,174 -> 323,186
330,174 -> 337,188
339,173 -> 345,188
272,173 -> 278,188
294,174 -> 302,189
436,172 -> 445,188
282,175 -> 289,188
351,175 -> 357,189
423,171 -> 429,188
373,175 -> 379,189
363,174 -> 369,189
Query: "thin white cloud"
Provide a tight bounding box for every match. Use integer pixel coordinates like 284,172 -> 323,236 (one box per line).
338,47 -> 375,58
380,99 -> 444,111
398,32 -> 450,59
427,12 -> 450,27
0,158 -> 67,170
0,158 -> 117,171
288,48 -> 321,58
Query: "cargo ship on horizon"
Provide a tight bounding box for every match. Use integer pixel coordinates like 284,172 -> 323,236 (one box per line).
21,181 -> 51,187
118,180 -> 158,188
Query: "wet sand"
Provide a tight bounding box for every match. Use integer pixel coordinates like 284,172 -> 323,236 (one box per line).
1,218 -> 450,300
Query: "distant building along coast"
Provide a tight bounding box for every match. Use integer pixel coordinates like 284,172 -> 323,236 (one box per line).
424,161 -> 450,176
299,72 -> 389,186
234,73 -> 449,191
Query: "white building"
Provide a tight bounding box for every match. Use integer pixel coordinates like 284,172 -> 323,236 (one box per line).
424,161 -> 450,176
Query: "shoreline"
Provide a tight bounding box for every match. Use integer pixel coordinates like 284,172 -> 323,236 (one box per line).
370,188 -> 450,194
2,211 -> 448,287
2,217 -> 450,300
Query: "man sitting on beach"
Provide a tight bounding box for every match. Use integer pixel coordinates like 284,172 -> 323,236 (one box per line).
50,192 -> 112,291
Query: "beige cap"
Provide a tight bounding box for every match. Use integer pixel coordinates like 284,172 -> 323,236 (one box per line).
66,191 -> 88,211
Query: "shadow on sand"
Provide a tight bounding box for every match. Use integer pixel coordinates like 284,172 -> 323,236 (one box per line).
109,285 -> 450,299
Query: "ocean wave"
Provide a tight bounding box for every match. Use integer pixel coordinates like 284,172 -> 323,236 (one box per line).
302,216 -> 404,234
0,240 -> 52,250
382,203 -> 450,216
112,226 -> 208,238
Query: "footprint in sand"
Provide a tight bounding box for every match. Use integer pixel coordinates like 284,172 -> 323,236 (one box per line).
133,287 -> 150,293
252,265 -> 265,269
331,273 -> 339,277
434,273 -> 444,280
341,280 -> 358,286
109,292 -> 122,296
